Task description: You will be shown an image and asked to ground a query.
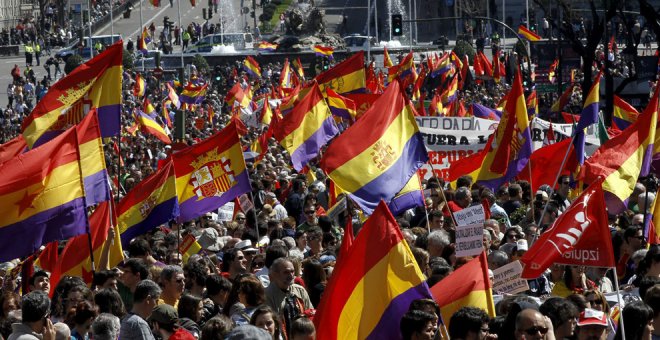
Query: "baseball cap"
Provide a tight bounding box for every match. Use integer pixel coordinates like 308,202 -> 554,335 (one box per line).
149,304 -> 178,325
577,309 -> 608,327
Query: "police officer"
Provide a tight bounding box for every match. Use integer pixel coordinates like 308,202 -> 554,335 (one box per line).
34,41 -> 41,66
24,42 -> 33,66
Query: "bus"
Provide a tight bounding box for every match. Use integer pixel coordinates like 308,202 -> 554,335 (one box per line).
185,33 -> 254,53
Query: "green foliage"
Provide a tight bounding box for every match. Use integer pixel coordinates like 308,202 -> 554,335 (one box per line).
453,40 -> 475,63
514,40 -> 528,57
64,54 -> 83,75
123,49 -> 134,70
192,54 -> 210,74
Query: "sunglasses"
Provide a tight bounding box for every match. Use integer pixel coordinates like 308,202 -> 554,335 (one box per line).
305,211 -> 315,215
523,326 -> 549,336
508,234 -> 522,239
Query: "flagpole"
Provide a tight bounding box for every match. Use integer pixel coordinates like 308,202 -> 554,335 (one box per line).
139,0 -> 145,71
612,266 -> 627,340
74,128 -> 97,278
110,0 -> 114,40
427,160 -> 459,229
535,127 -> 577,234
177,0 -> 185,71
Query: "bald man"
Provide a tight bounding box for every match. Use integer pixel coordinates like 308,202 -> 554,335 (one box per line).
515,309 -> 556,340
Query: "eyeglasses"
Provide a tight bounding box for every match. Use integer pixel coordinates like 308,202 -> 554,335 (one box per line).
633,235 -> 646,241
523,326 -> 549,336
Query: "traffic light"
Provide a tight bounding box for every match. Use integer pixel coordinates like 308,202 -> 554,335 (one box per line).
208,7 -> 213,18
392,14 -> 403,36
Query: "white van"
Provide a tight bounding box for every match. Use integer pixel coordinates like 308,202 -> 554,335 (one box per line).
185,33 -> 254,53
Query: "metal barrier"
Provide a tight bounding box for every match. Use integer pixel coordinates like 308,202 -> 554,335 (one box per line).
0,45 -> 19,56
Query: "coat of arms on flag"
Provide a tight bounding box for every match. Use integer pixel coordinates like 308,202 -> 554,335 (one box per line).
190,150 -> 237,199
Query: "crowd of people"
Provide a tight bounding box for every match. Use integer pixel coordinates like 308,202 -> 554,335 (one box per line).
1,8 -> 660,339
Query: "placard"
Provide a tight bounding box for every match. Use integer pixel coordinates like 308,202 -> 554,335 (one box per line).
492,260 -> 530,294
453,204 -> 485,226
455,223 -> 485,257
217,202 -> 235,222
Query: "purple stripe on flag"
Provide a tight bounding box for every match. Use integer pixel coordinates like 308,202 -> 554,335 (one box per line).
478,127 -> 533,191
120,196 -> 179,247
84,170 -> 111,206
613,117 -> 632,130
0,197 -> 87,262
178,170 -> 252,222
471,103 -> 501,121
366,282 -> 434,340
350,133 -> 428,214
329,106 -> 352,120
98,104 -> 121,137
180,94 -> 205,105
640,143 -> 654,177
289,117 -> 340,171
604,191 -> 627,215
576,102 -> 599,131
389,190 -> 424,216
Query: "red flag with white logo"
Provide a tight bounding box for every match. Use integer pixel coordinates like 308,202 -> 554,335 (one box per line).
520,178 -> 615,279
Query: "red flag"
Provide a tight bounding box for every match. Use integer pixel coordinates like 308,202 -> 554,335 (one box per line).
520,178 -> 615,279
37,241 -> 59,273
340,215 -> 354,257
0,135 -> 27,165
561,112 -> 580,124
517,138 -> 577,193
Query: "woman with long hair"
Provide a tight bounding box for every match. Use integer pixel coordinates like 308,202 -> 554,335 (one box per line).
301,259 -> 326,308
178,294 -> 204,338
222,274 -> 265,326
614,300 -> 654,340
250,305 -> 284,340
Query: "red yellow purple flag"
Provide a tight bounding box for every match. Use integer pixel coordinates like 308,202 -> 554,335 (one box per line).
21,41 -> 123,148
118,161 -> 179,246
172,122 -> 252,222
49,202 -> 124,288
274,82 -> 339,171
315,51 -> 365,94
314,200 -> 432,339
0,128 -> 87,262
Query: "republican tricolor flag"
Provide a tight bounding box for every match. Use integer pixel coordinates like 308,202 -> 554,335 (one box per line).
314,200 -> 432,339
518,25 -> 541,42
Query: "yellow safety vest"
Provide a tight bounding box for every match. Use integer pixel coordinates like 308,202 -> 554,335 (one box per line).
25,45 -> 33,53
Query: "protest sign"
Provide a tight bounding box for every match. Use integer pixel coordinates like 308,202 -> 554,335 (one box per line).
455,223 -> 485,257
217,202 -> 235,222
453,204 -> 486,226
415,116 -> 499,131
492,261 -> 530,294
531,118 -> 600,152
239,194 -> 254,212
417,126 -> 493,180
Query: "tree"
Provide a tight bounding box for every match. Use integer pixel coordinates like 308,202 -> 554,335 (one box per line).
123,49 -> 134,71
533,0 -> 617,94
192,54 -> 210,74
65,54 -> 83,74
